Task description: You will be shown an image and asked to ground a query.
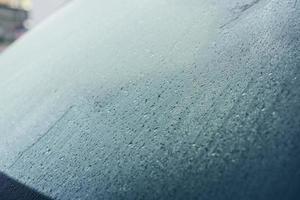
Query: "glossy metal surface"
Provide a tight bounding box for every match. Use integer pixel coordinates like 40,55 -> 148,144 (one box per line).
0,0 -> 299,199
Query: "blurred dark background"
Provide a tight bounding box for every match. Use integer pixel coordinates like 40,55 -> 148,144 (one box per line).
0,172 -> 52,200
0,0 -> 71,52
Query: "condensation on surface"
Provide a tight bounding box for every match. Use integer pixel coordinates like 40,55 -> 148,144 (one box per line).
0,0 -> 299,199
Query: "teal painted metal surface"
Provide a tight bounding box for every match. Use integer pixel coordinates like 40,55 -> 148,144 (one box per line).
0,0 -> 299,199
